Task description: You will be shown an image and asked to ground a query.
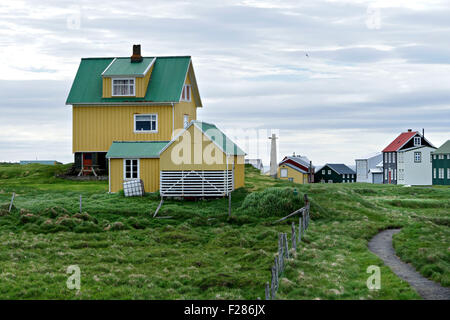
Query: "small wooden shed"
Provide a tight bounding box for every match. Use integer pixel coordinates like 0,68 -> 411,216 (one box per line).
106,121 -> 245,197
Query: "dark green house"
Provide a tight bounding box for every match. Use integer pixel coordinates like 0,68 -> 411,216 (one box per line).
432,140 -> 450,185
314,164 -> 356,183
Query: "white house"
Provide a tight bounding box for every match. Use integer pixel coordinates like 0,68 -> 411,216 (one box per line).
355,152 -> 382,183
397,145 -> 436,185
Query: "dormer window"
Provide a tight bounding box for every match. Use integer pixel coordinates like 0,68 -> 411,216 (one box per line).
414,136 -> 421,146
112,78 -> 135,96
181,84 -> 191,102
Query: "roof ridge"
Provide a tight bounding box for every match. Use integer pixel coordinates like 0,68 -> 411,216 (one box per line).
81,56 -> 191,60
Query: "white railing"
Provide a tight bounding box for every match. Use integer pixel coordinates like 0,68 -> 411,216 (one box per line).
160,170 -> 234,197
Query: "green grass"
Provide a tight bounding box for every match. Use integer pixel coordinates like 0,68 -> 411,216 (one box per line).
0,163 -> 448,299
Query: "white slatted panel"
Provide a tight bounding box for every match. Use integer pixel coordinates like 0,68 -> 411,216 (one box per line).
160,170 -> 234,197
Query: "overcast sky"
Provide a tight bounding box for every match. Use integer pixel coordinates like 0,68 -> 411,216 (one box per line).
0,0 -> 449,166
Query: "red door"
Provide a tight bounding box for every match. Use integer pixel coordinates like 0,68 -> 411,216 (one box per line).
83,153 -> 92,175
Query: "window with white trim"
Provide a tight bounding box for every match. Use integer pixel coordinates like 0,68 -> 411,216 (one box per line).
328,170 -> 331,175
280,168 -> 288,178
438,168 -> 444,179
183,114 -> 189,129
438,154 -> 444,160
414,152 -> 421,163
414,136 -> 421,146
398,152 -> 404,163
288,178 -> 293,182
134,114 -> 157,132
394,169 -> 396,180
388,153 -> 391,163
447,154 -> 450,159
112,78 -> 135,96
328,180 -> 333,183
385,169 -> 388,180
393,153 -> 396,163
448,168 -> 450,179
322,170 -> 325,175
181,84 -> 191,102
124,159 -> 139,180
433,155 -> 437,160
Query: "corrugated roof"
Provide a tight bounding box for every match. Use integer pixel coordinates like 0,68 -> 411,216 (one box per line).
432,140 -> 450,154
326,163 -> 356,174
281,162 -> 308,174
382,131 -> 417,152
194,121 -> 246,156
66,56 -> 191,104
106,141 -> 169,158
103,57 -> 154,76
282,156 -> 315,169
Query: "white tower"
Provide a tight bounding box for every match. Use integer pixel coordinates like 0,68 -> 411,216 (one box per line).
269,133 -> 278,178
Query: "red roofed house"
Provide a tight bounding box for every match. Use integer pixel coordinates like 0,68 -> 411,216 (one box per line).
277,154 -> 314,184
382,129 -> 436,185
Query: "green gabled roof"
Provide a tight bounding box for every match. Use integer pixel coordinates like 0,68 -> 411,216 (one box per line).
106,141 -> 170,159
103,57 -> 155,76
66,56 -> 191,104
432,140 -> 450,154
193,121 -> 246,156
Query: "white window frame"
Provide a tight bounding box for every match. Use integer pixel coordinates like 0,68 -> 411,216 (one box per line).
328,180 -> 333,183
438,168 -> 444,179
288,177 -> 293,182
388,152 -> 391,163
433,168 -> 436,179
438,154 -> 444,160
414,151 -> 422,163
448,168 -> 450,179
394,169 -> 396,180
328,170 -> 331,175
280,168 -> 288,178
181,84 -> 191,102
447,154 -> 450,160
393,153 -> 396,163
112,78 -> 135,96
414,136 -> 421,146
385,169 -> 388,180
123,159 -> 139,180
134,114 -> 158,133
322,170 -> 325,175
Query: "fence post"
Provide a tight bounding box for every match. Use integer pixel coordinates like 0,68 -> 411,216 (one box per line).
284,233 -> 289,259
8,192 -> 16,213
298,217 -> 302,243
79,195 -> 82,213
291,222 -> 296,251
265,282 -> 270,300
271,265 -> 276,299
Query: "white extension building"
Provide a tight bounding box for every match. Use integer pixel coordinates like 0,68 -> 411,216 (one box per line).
355,152 -> 383,183
397,145 -> 436,185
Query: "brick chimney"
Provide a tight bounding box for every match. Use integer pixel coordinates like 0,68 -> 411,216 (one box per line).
131,44 -> 143,63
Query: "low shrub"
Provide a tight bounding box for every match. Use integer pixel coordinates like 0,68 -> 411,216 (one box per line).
239,187 -> 304,217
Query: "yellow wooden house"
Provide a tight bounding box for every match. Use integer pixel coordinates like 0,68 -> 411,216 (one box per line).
66,45 -> 245,196
277,155 -> 314,184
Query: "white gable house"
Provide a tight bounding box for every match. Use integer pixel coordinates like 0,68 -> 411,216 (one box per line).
397,145 -> 436,186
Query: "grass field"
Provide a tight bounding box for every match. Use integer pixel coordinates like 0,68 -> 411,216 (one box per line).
0,163 -> 448,299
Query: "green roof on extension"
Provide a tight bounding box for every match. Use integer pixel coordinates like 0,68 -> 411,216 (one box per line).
66,56 -> 192,104
106,141 -> 170,159
159,121 -> 246,156
432,140 -> 450,154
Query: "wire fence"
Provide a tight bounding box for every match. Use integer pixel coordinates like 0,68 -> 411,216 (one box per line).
265,194 -> 310,300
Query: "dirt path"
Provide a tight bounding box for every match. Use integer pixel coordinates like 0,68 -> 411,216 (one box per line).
368,229 -> 450,300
